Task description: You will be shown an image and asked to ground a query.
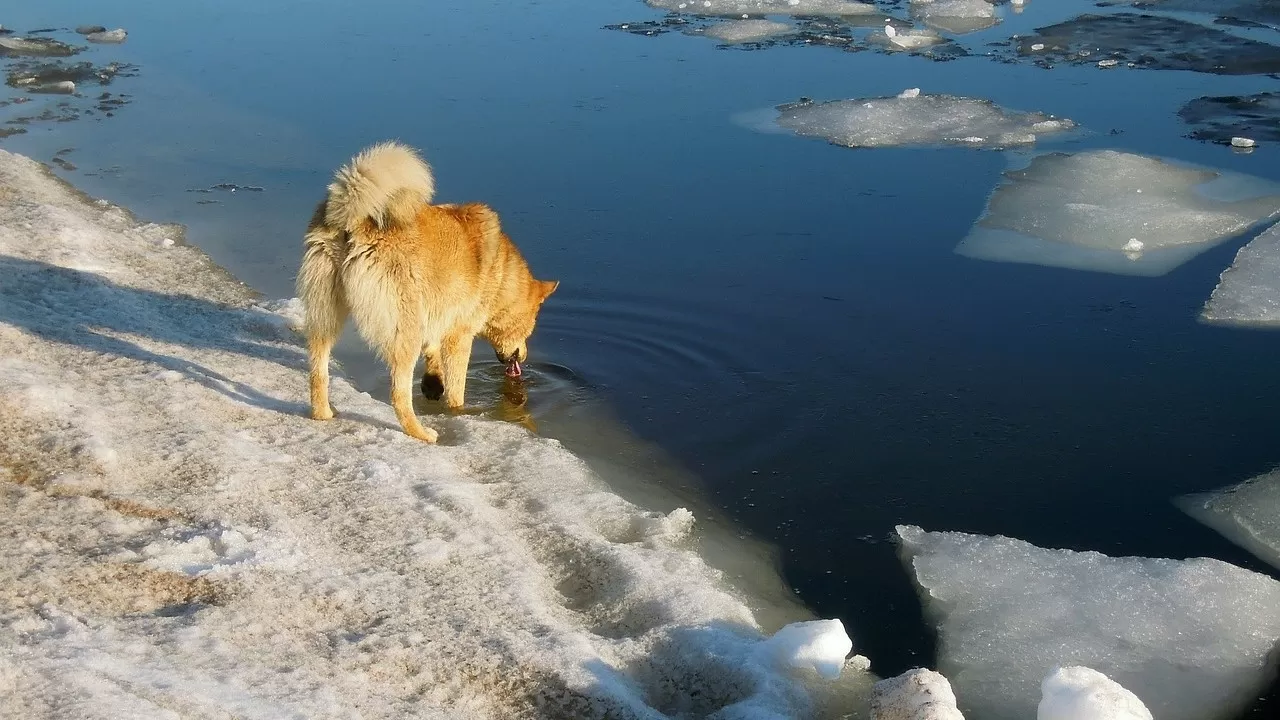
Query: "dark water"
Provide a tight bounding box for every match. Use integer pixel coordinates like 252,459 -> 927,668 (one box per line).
4,0 -> 1280,714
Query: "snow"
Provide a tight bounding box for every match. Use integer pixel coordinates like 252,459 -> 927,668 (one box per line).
646,0 -> 878,16
871,668 -> 965,720
1177,467 -> 1280,571
1201,222 -> 1280,326
772,93 -> 1074,150
1038,666 -> 1152,720
704,19 -> 793,43
896,524 -> 1280,720
752,619 -> 856,680
0,148 -> 874,717
955,150 -> 1280,277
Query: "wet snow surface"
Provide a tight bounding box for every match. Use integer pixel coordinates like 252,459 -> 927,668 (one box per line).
0,150 -> 873,718
897,525 -> 1280,720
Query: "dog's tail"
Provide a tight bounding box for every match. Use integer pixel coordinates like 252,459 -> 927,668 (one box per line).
324,141 -> 435,233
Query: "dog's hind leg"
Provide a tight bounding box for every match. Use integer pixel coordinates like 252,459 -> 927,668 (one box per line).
420,343 -> 444,400
298,224 -> 348,422
440,332 -> 474,409
390,333 -> 438,442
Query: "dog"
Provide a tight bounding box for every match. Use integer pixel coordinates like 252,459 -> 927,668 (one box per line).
296,141 -> 558,442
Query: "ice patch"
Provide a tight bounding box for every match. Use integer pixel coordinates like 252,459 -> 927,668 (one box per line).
252,296 -> 305,332
1201,222 -> 1280,326
956,150 -> 1280,276
1177,467 -> 1280,571
896,524 -> 1280,720
771,93 -> 1074,150
871,668 -> 965,719
647,0 -> 877,15
911,0 -> 999,34
1038,666 -> 1153,720
704,19 -> 793,43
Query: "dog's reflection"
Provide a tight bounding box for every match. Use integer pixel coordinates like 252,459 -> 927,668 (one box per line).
421,370 -> 536,432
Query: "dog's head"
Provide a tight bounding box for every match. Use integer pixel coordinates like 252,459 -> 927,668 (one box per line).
485,277 -> 558,377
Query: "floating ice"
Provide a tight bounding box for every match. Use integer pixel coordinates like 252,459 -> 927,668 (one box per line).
772,93 -> 1074,150
1038,666 -> 1153,720
753,619 -> 853,680
910,0 -> 999,34
1179,93 -> 1280,146
1098,0 -> 1280,26
882,25 -> 947,50
955,150 -> 1280,276
704,19 -> 793,43
1201,222 -> 1280,326
75,25 -> 108,35
646,0 -> 878,15
1177,467 -> 1280,570
871,668 -> 965,720
0,149 -> 874,716
0,36 -> 81,58
29,80 -> 75,95
85,29 -> 127,44
1007,14 -> 1280,75
896,524 -> 1280,720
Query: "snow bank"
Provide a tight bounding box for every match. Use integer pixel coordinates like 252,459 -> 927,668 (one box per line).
1201,222 -> 1280,327
772,93 -> 1074,150
1177,467 -> 1280,572
896,524 -> 1280,720
955,150 -> 1280,276
0,148 -> 872,717
646,0 -> 877,16
705,19 -> 794,43
871,668 -> 965,719
1038,666 -> 1152,720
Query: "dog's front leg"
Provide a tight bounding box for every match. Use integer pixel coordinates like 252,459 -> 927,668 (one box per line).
440,332 -> 474,409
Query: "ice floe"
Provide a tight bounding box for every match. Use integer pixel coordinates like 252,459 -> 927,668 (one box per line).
1006,14 -> 1280,75
1180,92 -> 1280,146
770,92 -> 1074,150
955,150 -> 1280,276
896,524 -> 1280,720
1038,667 -> 1152,720
0,36 -> 81,58
646,0 -> 877,15
1201,221 -> 1280,326
704,18 -> 794,43
0,149 -> 875,717
910,0 -> 999,35
1177,467 -> 1280,571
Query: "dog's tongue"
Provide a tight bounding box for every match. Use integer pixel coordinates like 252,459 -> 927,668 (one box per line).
505,359 -> 522,378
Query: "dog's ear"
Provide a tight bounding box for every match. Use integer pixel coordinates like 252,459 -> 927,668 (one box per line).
538,280 -> 559,301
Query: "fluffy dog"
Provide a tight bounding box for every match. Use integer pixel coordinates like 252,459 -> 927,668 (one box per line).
297,141 -> 558,442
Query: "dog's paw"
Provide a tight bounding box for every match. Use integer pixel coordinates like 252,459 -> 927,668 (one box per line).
410,426 -> 439,443
311,405 -> 336,421
420,372 -> 444,401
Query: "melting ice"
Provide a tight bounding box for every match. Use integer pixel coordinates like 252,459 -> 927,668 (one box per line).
955,150 -> 1280,276
896,524 -> 1280,720
704,19 -> 794,43
771,92 -> 1074,150
1201,222 -> 1280,326
646,0 -> 877,16
1178,467 -> 1280,571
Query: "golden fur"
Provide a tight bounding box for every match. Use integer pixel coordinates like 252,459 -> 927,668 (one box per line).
297,141 -> 558,442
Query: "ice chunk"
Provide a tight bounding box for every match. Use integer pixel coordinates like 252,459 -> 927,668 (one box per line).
86,29 -> 127,44
1007,14 -> 1280,75
0,36 -> 82,58
1038,666 -> 1153,720
754,619 -> 853,680
772,93 -> 1074,150
871,668 -> 965,720
956,150 -> 1280,276
896,524 -> 1280,720
1180,93 -> 1280,146
883,26 -> 947,50
705,19 -> 793,43
1202,223 -> 1280,326
647,0 -> 878,15
1176,467 -> 1280,570
911,0 -> 999,34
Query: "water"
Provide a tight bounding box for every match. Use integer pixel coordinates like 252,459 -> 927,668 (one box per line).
4,0 -> 1280,713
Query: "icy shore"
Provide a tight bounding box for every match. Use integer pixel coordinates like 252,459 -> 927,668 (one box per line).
0,149 -> 871,718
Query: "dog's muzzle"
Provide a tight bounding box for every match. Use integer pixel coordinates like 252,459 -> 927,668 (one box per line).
497,349 -> 523,378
